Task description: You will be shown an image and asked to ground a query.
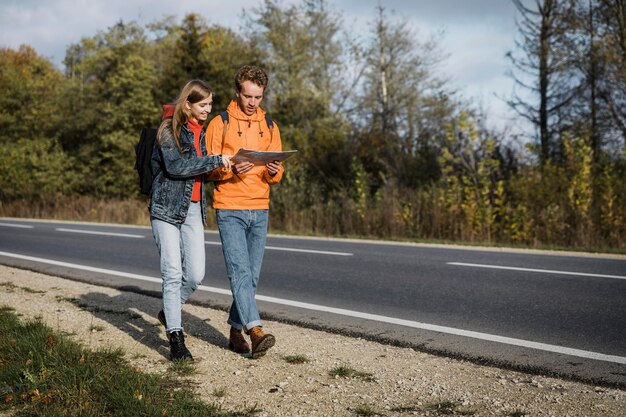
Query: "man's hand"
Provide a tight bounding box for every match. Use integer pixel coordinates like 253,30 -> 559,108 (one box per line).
266,161 -> 281,176
232,161 -> 254,174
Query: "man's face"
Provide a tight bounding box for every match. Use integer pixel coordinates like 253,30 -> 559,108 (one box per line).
236,81 -> 264,116
187,95 -> 213,123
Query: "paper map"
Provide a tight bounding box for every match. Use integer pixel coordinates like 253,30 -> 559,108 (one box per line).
231,148 -> 298,165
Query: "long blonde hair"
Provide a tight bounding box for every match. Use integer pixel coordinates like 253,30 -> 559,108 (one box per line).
157,79 -> 213,151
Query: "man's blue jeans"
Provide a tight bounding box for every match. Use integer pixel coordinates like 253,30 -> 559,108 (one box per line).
151,202 -> 205,333
216,209 -> 268,331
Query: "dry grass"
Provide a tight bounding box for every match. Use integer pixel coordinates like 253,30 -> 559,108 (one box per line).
1,195 -> 624,254
0,196 -> 151,225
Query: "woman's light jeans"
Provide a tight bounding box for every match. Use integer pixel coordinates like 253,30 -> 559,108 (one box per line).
216,209 -> 268,331
151,202 -> 205,333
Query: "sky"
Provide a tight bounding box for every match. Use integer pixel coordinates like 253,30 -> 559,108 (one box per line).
0,0 -> 529,133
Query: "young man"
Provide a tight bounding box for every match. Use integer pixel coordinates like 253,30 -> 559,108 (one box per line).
206,65 -> 283,359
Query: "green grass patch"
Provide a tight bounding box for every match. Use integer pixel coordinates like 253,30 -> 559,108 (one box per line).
283,354 -> 310,364
21,287 -> 46,294
169,359 -> 197,376
390,405 -> 420,412
0,282 -> 45,294
212,386 -> 227,398
0,305 -> 250,416
329,365 -> 376,382
423,400 -> 475,415
350,404 -> 380,415
0,282 -> 17,290
427,400 -> 457,414
88,325 -> 105,332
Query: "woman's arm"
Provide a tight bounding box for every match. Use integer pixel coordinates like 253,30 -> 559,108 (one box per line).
158,124 -> 225,178
205,116 -> 235,181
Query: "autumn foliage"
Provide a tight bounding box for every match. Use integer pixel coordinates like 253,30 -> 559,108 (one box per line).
0,1 -> 624,251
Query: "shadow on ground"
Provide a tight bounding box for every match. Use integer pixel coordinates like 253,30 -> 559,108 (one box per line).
77,287 -> 230,359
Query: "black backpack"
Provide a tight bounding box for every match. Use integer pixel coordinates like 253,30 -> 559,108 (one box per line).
135,127 -> 158,196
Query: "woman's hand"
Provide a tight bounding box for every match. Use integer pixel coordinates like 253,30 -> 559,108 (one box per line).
221,155 -> 233,171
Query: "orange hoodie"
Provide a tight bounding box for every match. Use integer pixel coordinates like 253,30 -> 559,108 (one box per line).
206,99 -> 284,209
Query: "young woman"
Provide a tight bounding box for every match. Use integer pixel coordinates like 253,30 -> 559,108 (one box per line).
150,79 -> 231,361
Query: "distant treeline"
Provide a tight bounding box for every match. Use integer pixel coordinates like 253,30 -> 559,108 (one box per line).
0,0 -> 624,251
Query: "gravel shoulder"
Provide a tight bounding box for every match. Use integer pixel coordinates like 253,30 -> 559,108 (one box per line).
1,265 -> 624,416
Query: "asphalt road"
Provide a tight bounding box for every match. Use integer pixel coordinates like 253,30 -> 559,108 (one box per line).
0,218 -> 625,387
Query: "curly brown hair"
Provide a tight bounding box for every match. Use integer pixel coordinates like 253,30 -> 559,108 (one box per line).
234,65 -> 269,92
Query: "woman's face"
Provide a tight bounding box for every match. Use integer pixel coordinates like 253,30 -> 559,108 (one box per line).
187,94 -> 213,123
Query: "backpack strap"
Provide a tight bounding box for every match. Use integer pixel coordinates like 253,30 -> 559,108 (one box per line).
220,111 -> 229,153
265,115 -> 274,146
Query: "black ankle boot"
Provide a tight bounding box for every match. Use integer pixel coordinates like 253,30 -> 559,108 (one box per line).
168,330 -> 193,361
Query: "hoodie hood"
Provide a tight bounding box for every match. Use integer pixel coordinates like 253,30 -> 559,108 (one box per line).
225,99 -> 266,123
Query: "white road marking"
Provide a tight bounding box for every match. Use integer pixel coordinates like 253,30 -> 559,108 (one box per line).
266,245 -> 353,256
0,251 -> 230,295
0,223 -> 34,229
205,241 -> 353,256
0,251 -> 624,365
3,217 -> 626,260
448,262 -> 626,280
253,293 -> 626,364
56,228 -> 144,239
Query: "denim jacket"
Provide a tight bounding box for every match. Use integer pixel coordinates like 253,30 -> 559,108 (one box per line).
149,122 -> 224,225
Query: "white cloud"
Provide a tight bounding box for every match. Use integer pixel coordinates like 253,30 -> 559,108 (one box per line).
0,0 -> 254,65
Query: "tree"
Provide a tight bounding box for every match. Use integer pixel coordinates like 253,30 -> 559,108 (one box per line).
558,0 -> 626,161
60,21 -> 160,197
244,0 -> 347,127
244,0 -> 357,200
0,45 -> 63,143
356,6 -> 455,188
0,46 -> 74,202
156,14 -> 262,109
0,138 -> 75,201
199,25 -> 265,111
593,0 -> 626,147
507,0 -> 577,165
158,14 -> 211,103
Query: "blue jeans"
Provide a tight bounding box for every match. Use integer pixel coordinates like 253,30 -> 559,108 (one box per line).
216,209 -> 268,331
151,202 -> 205,333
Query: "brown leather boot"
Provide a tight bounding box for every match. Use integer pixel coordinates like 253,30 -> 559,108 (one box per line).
247,326 -> 275,359
229,327 -> 251,354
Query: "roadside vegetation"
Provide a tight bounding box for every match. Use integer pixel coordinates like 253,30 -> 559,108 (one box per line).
0,0 -> 624,253
0,305 -> 259,417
